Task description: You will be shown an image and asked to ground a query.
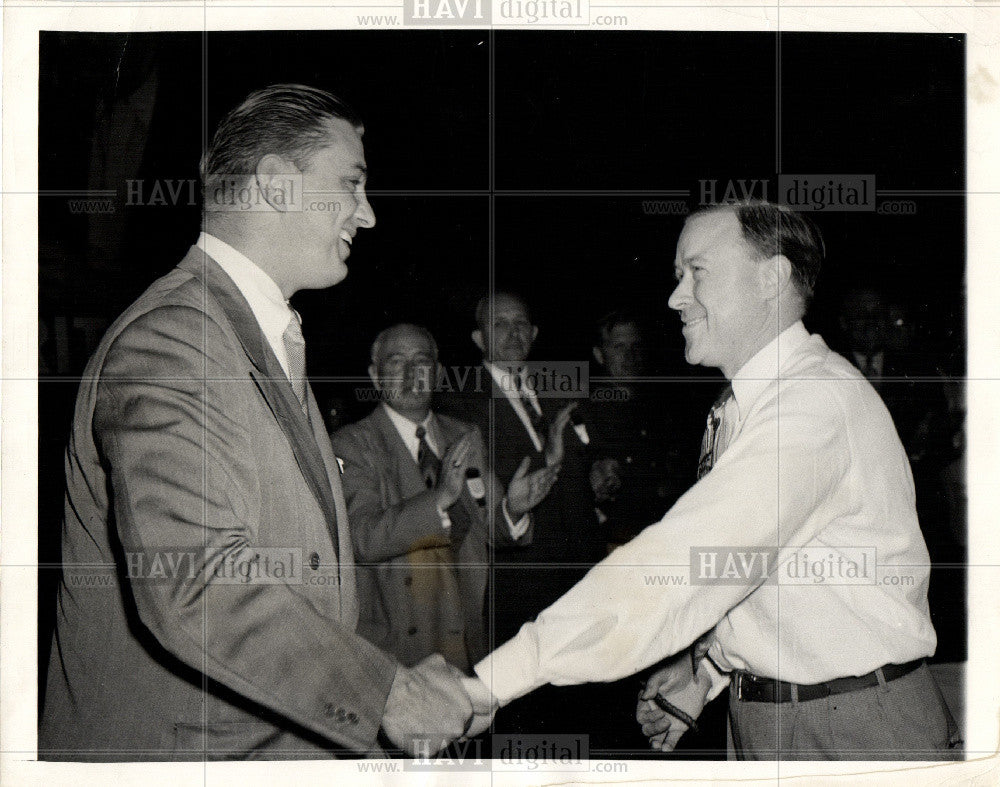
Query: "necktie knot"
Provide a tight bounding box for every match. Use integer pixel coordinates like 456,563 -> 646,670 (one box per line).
415,425 -> 427,441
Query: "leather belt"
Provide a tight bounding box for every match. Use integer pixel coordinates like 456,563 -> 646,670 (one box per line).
733,659 -> 925,703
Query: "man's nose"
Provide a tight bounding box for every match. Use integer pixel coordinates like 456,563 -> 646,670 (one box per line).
668,279 -> 689,311
355,190 -> 376,229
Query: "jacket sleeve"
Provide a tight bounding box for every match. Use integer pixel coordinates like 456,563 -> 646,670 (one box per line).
94,305 -> 397,752
462,424 -> 534,548
332,425 -> 452,563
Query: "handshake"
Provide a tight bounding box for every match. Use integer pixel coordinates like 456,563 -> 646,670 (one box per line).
382,654 -> 499,756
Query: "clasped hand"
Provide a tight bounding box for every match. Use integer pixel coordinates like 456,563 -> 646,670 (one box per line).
382,654 -> 498,756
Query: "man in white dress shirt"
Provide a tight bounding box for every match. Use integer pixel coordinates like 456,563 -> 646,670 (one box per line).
465,201 -> 960,760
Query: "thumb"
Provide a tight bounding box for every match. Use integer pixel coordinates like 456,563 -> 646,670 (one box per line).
513,456 -> 531,480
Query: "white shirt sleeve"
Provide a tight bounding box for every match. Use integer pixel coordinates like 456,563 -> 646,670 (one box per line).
474,377 -> 850,707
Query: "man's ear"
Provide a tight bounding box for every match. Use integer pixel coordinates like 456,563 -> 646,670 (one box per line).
592,346 -> 605,366
368,364 -> 381,390
256,153 -> 298,213
759,254 -> 793,301
472,329 -> 486,354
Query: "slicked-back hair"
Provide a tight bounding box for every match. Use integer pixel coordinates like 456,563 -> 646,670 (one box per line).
473,292 -> 531,331
200,84 -> 362,195
690,200 -> 825,308
370,324 -> 439,367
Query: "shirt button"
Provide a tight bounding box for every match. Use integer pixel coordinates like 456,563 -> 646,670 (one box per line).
408,626 -> 418,636
309,552 -> 320,570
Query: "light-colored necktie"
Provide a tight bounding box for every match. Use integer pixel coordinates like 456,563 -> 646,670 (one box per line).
282,311 -> 309,413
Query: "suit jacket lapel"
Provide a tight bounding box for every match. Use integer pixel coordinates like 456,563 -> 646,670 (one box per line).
372,405 -> 428,499
490,374 -> 544,457
307,391 -> 356,624
178,249 -> 340,552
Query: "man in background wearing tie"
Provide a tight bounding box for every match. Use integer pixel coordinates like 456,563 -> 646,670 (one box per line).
439,292 -> 606,737
40,84 -> 477,760
331,323 -> 558,674
440,292 -> 601,641
466,201 -> 959,760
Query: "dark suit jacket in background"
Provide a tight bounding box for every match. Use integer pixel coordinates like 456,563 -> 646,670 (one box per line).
39,248 -> 397,761
438,365 -> 602,642
332,405 -> 528,673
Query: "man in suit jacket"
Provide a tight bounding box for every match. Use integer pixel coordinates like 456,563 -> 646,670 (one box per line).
39,85 -> 476,761
439,293 -> 603,641
331,323 -> 558,674
436,293 -> 608,739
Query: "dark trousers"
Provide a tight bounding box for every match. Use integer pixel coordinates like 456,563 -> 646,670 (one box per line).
727,663 -> 962,760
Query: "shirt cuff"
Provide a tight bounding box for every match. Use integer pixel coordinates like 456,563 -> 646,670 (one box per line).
501,498 -> 530,539
702,654 -> 732,701
473,626 -> 545,707
435,503 -> 452,533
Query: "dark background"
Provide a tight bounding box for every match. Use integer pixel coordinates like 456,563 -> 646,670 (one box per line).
38,30 -> 967,745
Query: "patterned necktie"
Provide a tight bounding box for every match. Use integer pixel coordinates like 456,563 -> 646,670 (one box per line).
282,311 -> 309,413
696,384 -> 734,480
415,425 -> 441,489
691,383 -> 734,673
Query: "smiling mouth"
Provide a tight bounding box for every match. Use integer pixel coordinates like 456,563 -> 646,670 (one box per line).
682,316 -> 706,328
339,230 -> 353,247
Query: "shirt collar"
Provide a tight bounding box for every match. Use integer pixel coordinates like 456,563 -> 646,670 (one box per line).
484,361 -> 533,397
730,321 -> 811,418
197,232 -> 294,343
382,403 -> 436,459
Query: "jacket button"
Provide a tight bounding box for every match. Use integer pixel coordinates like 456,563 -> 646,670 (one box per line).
310,552 -> 320,570
325,704 -> 348,721
408,626 -> 418,636
403,576 -> 413,587
347,711 -> 359,724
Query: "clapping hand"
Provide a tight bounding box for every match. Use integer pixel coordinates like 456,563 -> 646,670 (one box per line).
436,433 -> 475,510
506,456 -> 560,517
636,651 -> 713,752
382,654 -> 474,756
544,402 -> 578,467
